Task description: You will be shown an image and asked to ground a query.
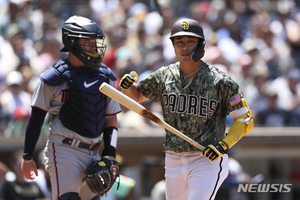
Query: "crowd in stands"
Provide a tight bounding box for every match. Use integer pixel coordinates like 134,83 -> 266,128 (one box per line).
0,149 -> 51,200
1,0 -> 300,136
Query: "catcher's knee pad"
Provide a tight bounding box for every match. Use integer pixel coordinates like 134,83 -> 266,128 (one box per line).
59,192 -> 81,200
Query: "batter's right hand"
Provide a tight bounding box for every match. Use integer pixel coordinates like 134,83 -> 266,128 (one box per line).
21,159 -> 38,180
119,71 -> 138,89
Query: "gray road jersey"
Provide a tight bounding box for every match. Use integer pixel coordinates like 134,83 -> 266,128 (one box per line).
31,78 -> 121,142
138,61 -> 243,152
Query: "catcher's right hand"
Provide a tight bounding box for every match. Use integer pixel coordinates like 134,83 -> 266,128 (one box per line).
84,157 -> 120,196
119,71 -> 138,89
21,159 -> 38,180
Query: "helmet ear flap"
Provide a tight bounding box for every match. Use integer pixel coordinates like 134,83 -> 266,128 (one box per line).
191,40 -> 205,62
61,35 -> 77,52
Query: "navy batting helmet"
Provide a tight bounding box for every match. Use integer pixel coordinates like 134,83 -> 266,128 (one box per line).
61,15 -> 106,68
170,18 -> 205,62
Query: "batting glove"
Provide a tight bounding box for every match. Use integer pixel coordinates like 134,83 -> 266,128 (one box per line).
120,74 -> 135,89
203,141 -> 229,161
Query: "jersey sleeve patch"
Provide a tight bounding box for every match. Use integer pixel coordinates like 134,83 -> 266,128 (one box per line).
230,94 -> 241,106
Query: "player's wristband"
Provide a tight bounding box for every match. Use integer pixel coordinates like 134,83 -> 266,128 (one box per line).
23,153 -> 33,161
22,159 -> 33,163
102,127 -> 118,157
216,141 -> 229,154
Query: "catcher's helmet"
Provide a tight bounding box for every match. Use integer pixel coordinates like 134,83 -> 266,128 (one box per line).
170,18 -> 205,62
61,15 -> 106,68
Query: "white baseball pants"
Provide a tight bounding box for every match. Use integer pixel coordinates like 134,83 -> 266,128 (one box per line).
165,151 -> 228,200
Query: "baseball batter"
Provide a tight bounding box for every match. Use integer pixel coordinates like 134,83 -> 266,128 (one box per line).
120,18 -> 254,200
21,16 -> 121,200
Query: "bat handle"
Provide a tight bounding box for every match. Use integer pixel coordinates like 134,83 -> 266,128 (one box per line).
130,71 -> 138,81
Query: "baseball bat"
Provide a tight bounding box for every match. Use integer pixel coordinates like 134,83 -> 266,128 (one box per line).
99,82 -> 204,150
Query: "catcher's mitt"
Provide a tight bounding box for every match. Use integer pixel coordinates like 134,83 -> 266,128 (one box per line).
84,157 -> 120,196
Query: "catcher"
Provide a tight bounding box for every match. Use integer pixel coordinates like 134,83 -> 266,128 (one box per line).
21,15 -> 121,200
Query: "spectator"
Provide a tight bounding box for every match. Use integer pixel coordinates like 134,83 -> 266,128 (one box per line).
243,74 -> 269,118
0,0 -> 300,131
0,149 -> 48,200
230,53 -> 260,95
255,83 -> 289,126
255,24 -> 290,80
0,71 -> 31,123
0,23 -> 38,76
272,67 -> 300,125
0,163 -> 8,182
0,1 -> 33,40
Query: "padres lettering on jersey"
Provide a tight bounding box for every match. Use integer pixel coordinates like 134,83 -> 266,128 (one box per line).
138,61 -> 243,152
162,93 -> 218,117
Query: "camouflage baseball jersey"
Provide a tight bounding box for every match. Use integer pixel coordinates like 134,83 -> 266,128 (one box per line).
138,61 -> 243,152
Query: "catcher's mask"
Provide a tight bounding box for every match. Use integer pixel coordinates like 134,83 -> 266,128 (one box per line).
61,15 -> 106,69
170,18 -> 205,62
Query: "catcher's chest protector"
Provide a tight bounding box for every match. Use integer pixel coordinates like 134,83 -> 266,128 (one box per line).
55,61 -> 109,138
